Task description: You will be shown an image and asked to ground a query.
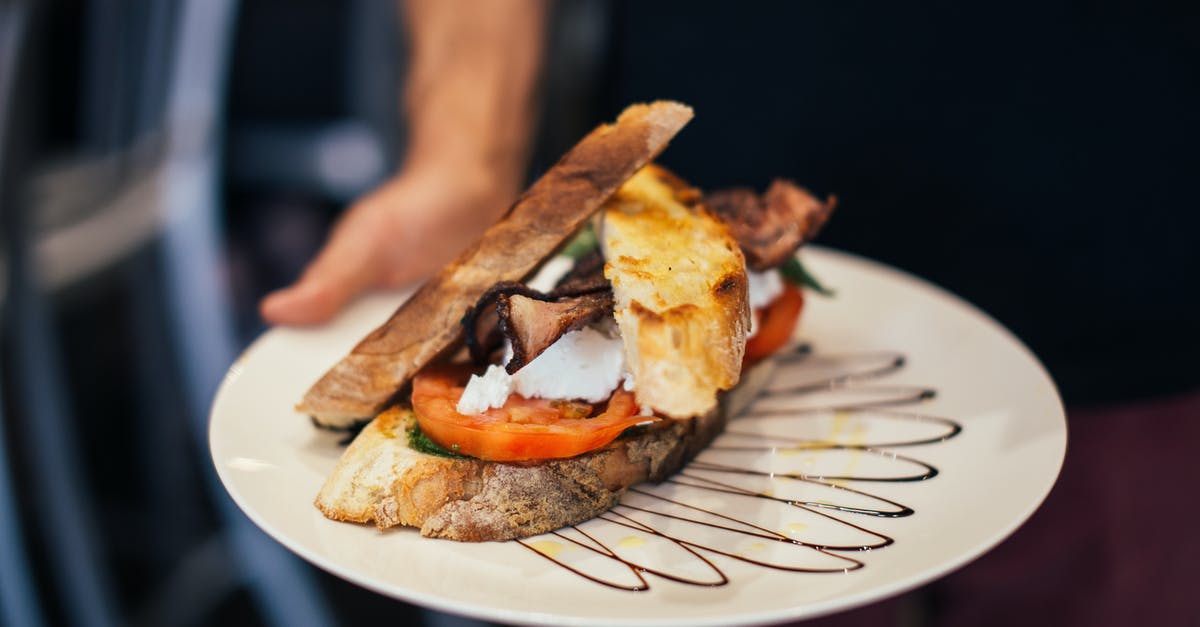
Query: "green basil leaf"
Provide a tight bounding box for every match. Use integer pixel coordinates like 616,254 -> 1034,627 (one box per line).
560,225 -> 598,259
779,256 -> 835,296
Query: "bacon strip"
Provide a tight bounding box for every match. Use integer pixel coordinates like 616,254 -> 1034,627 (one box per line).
498,291 -> 614,373
554,250 -> 605,292
461,281 -> 533,365
461,274 -> 613,371
706,180 -> 836,271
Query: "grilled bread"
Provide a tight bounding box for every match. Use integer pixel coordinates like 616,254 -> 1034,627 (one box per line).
298,101 -> 694,428
314,167 -> 756,541
602,165 -> 749,419
314,359 -> 774,541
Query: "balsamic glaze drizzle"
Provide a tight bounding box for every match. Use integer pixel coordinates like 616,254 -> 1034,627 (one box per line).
517,345 -> 963,590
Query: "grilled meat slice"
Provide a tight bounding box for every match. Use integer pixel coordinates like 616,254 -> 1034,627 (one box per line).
497,290 -> 614,373
707,180 -> 835,271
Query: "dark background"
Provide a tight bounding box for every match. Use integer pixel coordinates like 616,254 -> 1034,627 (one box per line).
598,1 -> 1200,406
2,1 -> 1197,626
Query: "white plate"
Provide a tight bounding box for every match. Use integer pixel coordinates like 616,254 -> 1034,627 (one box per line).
210,247 -> 1066,626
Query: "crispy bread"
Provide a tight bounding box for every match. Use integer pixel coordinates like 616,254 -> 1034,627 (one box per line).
601,165 -> 750,418
315,167 -> 759,542
298,102 -> 694,427
314,359 -> 774,542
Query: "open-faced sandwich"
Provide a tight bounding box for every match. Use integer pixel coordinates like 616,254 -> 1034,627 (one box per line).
300,101 -> 834,541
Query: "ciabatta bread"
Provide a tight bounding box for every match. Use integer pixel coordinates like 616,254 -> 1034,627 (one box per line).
298,102 -> 694,428
601,165 -> 750,419
314,359 -> 775,542
315,166 -> 757,541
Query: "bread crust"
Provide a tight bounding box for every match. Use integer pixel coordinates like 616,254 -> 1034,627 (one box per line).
298,102 -> 694,427
601,165 -> 750,418
314,359 -> 774,542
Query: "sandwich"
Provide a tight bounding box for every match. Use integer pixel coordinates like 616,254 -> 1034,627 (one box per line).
302,101 -> 835,541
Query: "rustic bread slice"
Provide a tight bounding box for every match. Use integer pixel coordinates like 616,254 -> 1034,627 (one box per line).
600,165 -> 750,419
298,102 -> 694,427
314,409 -> 483,529
315,166 -> 758,542
314,359 -> 774,542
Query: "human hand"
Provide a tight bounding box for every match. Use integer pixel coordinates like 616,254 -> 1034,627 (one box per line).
261,0 -> 544,326
259,165 -> 515,325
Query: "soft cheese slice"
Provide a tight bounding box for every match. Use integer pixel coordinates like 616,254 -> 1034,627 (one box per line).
600,165 -> 750,418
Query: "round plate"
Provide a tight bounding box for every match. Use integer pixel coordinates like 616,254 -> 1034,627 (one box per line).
210,247 -> 1065,626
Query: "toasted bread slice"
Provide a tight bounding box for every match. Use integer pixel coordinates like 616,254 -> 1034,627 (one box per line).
314,359 -> 774,542
298,102 -> 694,428
315,166 -> 757,541
601,165 -> 750,418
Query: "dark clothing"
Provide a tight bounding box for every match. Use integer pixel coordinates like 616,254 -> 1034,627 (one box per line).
604,3 -> 1198,624
604,0 -> 1200,407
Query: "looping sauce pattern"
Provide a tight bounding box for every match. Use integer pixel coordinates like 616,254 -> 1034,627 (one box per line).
516,344 -> 963,591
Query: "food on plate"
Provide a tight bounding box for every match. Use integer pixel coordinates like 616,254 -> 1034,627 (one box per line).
304,102 -> 835,541
298,100 -> 695,429
706,178 -> 836,365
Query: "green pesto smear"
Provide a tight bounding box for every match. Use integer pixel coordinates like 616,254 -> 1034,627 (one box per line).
407,423 -> 469,459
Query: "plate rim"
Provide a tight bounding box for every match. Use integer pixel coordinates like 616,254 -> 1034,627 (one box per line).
209,245 -> 1067,626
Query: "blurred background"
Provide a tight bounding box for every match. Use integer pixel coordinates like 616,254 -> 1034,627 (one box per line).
1,1 -> 1196,626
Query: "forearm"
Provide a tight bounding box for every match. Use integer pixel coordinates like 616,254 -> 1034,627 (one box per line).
260,1 -> 548,324
400,0 -> 548,192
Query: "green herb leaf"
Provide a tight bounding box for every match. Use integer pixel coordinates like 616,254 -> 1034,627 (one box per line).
779,257 -> 835,296
560,225 -> 598,259
407,423 -> 470,459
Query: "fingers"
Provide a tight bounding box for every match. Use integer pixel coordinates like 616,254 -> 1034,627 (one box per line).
260,281 -> 348,326
258,170 -> 509,326
260,209 -> 386,326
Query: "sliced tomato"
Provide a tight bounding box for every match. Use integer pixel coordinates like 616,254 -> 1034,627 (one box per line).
744,283 -> 805,365
411,367 -> 647,462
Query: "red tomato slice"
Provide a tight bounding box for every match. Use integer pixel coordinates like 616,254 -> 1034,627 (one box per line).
744,283 -> 805,365
411,367 -> 647,462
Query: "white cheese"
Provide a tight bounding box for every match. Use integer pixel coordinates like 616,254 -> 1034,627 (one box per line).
512,327 -> 627,403
455,364 -> 513,414
455,326 -> 630,414
746,268 -> 784,338
525,256 -> 576,292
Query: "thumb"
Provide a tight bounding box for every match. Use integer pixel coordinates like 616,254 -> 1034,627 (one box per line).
260,215 -> 385,326
260,279 -> 353,326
